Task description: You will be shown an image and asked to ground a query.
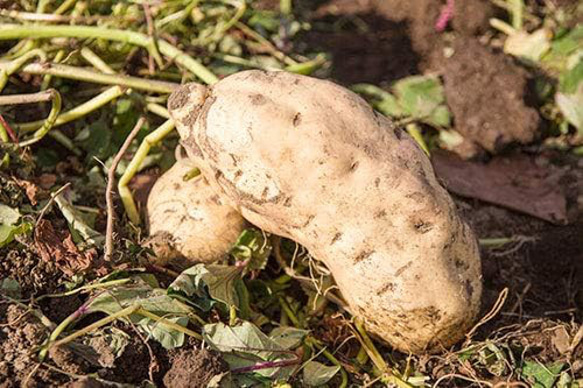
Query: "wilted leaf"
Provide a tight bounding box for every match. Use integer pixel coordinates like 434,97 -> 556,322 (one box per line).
522,361 -> 564,388
138,316 -> 188,350
34,220 -> 95,276
505,29 -> 552,62
169,264 -> 242,310
54,191 -> 104,246
303,361 -> 340,387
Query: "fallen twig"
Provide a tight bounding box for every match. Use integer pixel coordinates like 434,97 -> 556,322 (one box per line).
105,116 -> 146,261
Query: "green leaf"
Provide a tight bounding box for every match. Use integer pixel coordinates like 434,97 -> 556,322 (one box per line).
0,204 -> 21,225
392,75 -> 451,127
75,118 -> 113,162
303,361 -> 340,387
551,25 -> 583,57
559,60 -> 583,93
0,222 -> 32,248
168,264 -> 242,310
522,361 -> 564,388
248,11 -> 280,32
137,316 -> 188,350
88,280 -> 191,318
203,321 -> 307,379
556,87 -> 583,132
230,228 -> 272,272
352,83 -> 404,117
0,278 -> 21,299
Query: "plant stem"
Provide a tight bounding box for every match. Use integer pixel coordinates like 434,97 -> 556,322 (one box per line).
80,47 -> 116,74
19,89 -> 62,147
0,48 -> 46,92
489,18 -> 516,36
405,123 -> 430,156
136,308 -> 203,340
14,85 -> 125,132
0,24 -> 218,84
34,278 -> 132,302
0,62 -> 178,94
510,0 -> 523,30
48,304 -> 141,354
105,117 -> 145,261
146,102 -> 170,118
118,119 -> 176,224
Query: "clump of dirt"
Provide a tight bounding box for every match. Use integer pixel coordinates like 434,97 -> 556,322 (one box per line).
0,304 -> 68,387
0,246 -> 68,298
100,334 -> 153,385
304,0 -> 539,158
442,38 -> 541,156
163,346 -> 229,388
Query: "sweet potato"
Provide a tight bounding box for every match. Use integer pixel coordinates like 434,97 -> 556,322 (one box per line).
146,158 -> 246,268
167,71 -> 482,353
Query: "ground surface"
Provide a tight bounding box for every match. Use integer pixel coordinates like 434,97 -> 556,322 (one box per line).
1,0 -> 582,387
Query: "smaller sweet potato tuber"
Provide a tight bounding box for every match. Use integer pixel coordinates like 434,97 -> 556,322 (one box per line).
146,158 -> 246,268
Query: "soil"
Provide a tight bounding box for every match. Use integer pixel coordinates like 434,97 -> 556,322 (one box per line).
442,37 -> 541,155
163,345 -> 229,388
1,0 -> 582,386
303,0 -> 539,157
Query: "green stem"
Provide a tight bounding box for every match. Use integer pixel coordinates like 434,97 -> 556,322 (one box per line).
0,48 -> 46,92
54,0 -> 78,15
42,304 -> 141,361
146,102 -> 170,118
280,0 -> 292,15
285,54 -> 327,75
15,85 -> 125,132
405,123 -> 430,156
279,296 -> 301,328
80,47 -> 115,74
489,18 -> 516,36
19,89 -> 62,147
118,119 -> 176,224
510,0 -> 523,30
354,318 -> 387,372
478,237 -> 515,247
307,337 -> 348,388
0,61 -> 179,94
136,308 -> 203,340
48,131 -> 82,155
0,24 -> 218,84
41,49 -> 64,90
35,278 -> 132,302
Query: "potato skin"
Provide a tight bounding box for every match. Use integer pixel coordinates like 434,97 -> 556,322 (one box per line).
147,158 -> 246,268
168,70 -> 482,353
